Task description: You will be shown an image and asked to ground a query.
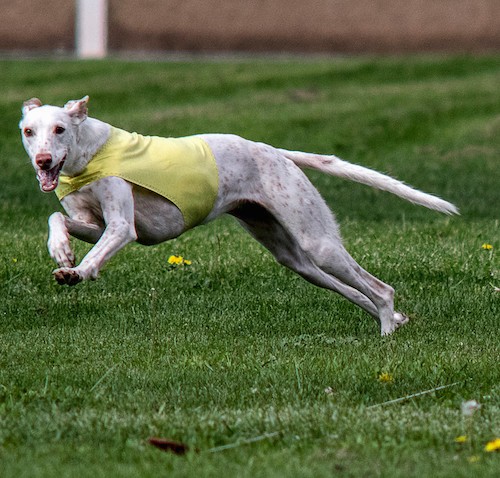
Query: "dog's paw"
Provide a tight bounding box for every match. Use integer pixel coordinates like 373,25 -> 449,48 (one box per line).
53,267 -> 82,286
380,312 -> 410,336
394,312 -> 410,328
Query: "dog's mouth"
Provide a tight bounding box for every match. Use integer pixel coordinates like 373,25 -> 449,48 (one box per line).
36,157 -> 66,192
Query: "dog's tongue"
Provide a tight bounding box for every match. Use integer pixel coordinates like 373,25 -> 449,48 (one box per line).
37,167 -> 60,192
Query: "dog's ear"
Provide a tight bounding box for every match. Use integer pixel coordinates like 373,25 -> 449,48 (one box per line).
22,98 -> 43,116
64,95 -> 89,124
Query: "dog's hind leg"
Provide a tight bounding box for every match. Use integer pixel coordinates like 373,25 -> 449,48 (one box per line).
237,205 -> 409,334
289,220 -> 408,335
239,143 -> 408,335
310,240 -> 409,335
231,203 -> 381,322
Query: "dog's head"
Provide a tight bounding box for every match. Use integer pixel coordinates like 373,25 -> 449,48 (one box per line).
19,96 -> 89,192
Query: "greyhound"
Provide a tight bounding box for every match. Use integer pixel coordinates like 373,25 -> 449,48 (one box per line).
20,96 -> 458,335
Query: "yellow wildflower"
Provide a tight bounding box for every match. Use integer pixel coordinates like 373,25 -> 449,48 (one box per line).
377,372 -> 394,384
168,255 -> 183,265
484,438 -> 500,452
467,455 -> 480,464
454,435 -> 468,444
481,243 -> 493,250
167,255 -> 192,266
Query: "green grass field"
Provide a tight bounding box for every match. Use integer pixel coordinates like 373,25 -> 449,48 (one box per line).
0,55 -> 499,477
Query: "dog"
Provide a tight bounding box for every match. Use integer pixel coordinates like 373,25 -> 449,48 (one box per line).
20,96 -> 458,335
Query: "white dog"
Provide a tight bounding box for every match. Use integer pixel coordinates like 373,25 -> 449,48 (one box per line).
20,96 -> 458,335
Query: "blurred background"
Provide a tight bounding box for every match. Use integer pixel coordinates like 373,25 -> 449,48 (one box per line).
1,0 -> 499,58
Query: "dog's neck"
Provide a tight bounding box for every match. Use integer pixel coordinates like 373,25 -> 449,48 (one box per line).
63,117 -> 112,176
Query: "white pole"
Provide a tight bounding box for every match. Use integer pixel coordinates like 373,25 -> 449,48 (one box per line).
76,0 -> 108,58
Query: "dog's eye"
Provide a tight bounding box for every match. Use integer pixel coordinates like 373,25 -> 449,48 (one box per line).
55,126 -> 66,135
24,128 -> 33,137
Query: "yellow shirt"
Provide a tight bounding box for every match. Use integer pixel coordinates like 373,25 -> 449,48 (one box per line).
56,127 -> 219,229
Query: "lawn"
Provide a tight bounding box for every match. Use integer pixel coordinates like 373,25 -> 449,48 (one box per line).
0,55 -> 499,477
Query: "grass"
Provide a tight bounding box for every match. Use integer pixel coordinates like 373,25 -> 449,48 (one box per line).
0,55 -> 499,477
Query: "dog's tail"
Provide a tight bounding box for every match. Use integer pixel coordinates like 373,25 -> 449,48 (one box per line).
279,149 -> 459,215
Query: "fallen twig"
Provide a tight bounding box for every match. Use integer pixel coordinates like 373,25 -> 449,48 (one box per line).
206,432 -> 280,453
89,364 -> 119,393
367,382 -> 461,409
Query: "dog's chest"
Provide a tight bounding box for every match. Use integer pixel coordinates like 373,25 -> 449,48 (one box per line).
63,187 -> 105,225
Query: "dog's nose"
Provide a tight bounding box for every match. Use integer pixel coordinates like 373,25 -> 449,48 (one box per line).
35,153 -> 53,170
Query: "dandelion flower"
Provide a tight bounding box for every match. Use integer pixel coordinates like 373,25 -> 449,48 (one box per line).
377,372 -> 394,384
481,243 -> 493,250
168,255 -> 184,265
485,438 -> 500,452
168,255 -> 192,266
454,435 -> 468,444
467,455 -> 481,464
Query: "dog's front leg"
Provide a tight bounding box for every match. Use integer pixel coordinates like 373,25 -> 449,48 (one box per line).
48,212 -> 104,268
48,212 -> 77,268
53,178 -> 137,285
